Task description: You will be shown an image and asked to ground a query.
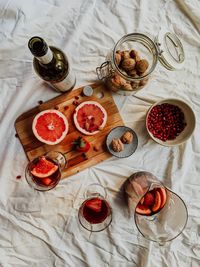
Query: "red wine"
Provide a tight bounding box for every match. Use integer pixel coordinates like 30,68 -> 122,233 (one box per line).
82,197 -> 110,224
28,36 -> 76,93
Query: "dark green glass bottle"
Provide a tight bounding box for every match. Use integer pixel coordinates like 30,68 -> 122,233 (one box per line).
28,36 -> 76,92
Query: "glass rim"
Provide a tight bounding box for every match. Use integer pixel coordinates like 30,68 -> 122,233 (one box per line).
84,183 -> 107,199
134,187 -> 188,244
112,32 -> 159,81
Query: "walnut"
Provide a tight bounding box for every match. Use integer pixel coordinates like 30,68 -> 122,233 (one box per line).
121,131 -> 133,144
121,50 -> 130,60
127,69 -> 137,77
116,50 -> 122,55
111,138 -> 124,152
139,78 -> 149,87
106,73 -> 126,92
110,74 -> 126,87
122,82 -> 133,91
115,52 -> 121,66
130,49 -> 141,62
136,59 -> 149,74
121,58 -> 136,71
131,81 -> 140,90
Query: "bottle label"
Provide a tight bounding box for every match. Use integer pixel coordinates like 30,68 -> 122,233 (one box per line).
51,68 -> 76,92
36,47 -> 53,64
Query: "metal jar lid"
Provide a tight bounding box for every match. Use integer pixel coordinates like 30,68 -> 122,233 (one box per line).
155,30 -> 185,70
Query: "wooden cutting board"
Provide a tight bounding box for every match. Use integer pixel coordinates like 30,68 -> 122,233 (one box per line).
15,83 -> 124,179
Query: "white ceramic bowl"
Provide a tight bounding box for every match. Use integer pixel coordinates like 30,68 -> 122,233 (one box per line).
146,99 -> 196,146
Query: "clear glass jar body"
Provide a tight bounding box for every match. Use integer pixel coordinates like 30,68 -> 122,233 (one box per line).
97,33 -> 159,95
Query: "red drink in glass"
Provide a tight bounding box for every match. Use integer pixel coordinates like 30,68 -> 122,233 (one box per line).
25,152 -> 66,191
82,197 -> 110,224
78,184 -> 112,232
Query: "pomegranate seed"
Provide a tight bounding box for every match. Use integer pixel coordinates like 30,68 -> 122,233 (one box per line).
75,96 -> 79,100
73,101 -> 79,106
38,100 -> 43,105
147,103 -> 186,142
16,175 -> 21,179
15,133 -> 18,138
64,106 -> 69,111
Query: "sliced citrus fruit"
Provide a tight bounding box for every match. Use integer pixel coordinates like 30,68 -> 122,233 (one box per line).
152,190 -> 162,212
32,109 -> 68,145
158,187 -> 167,209
31,156 -> 58,178
73,101 -> 107,135
136,203 -> 151,215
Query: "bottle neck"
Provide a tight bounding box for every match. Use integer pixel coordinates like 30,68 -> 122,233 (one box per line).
36,47 -> 54,64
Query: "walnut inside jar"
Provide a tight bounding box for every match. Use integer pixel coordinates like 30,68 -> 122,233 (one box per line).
106,49 -> 150,92
112,48 -> 149,91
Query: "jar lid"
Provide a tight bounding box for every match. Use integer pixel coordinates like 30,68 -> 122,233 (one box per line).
155,30 -> 185,70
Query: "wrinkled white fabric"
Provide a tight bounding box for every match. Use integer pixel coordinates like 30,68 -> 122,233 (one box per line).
0,0 -> 200,266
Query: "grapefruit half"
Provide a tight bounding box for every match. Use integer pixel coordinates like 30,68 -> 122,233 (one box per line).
73,101 -> 107,135
32,109 -> 68,145
31,156 -> 58,178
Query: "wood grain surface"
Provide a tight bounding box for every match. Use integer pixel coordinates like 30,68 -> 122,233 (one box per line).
15,83 -> 124,179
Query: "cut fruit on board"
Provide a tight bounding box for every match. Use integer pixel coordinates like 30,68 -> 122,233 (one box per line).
73,101 -> 107,135
32,109 -> 68,145
31,156 -> 58,178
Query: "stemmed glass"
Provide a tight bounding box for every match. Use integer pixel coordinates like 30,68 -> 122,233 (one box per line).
78,184 -> 112,232
25,151 -> 66,191
124,171 -> 188,245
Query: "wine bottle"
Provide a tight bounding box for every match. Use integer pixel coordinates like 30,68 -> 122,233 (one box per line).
28,36 -> 76,92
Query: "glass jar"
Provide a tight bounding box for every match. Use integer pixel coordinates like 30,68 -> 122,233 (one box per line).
96,31 -> 185,95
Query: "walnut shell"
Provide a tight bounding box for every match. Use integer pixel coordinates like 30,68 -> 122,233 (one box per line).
110,74 -> 127,87
121,50 -> 130,60
131,81 -> 140,90
121,58 -> 136,71
106,73 -> 126,92
115,53 -> 121,66
139,77 -> 149,87
111,138 -> 124,152
121,131 -> 133,144
127,69 -> 137,77
130,50 -> 141,62
122,82 -> 133,91
136,59 -> 149,74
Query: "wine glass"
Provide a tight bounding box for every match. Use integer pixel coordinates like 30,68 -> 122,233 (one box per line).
78,184 -> 112,232
124,171 -> 188,245
25,151 -> 67,191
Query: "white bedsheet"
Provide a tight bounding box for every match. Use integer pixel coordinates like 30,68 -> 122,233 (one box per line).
0,0 -> 200,266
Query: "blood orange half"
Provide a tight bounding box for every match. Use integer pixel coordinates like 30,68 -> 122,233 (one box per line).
73,101 -> 107,135
32,110 -> 68,145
